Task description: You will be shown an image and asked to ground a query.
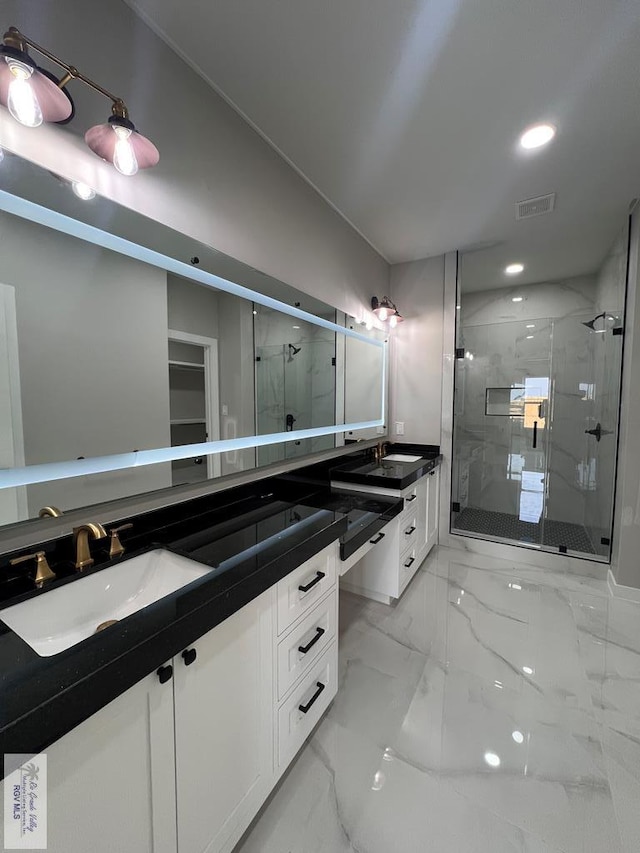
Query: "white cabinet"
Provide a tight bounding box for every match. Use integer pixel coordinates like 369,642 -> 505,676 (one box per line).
15,543 -> 340,853
35,667 -> 177,853
340,467 -> 440,604
174,588 -> 274,853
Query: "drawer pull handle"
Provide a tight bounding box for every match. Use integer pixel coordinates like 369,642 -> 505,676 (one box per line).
369,532 -> 385,545
298,681 -> 326,714
405,525 -> 416,535
157,664 -> 173,684
298,627 -> 325,655
298,571 -> 325,593
182,648 -> 197,666
404,556 -> 415,568
406,494 -> 417,502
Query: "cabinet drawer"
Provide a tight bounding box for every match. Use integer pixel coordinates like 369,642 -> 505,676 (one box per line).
277,545 -> 337,635
277,642 -> 337,768
277,591 -> 337,700
399,545 -> 418,592
400,512 -> 419,551
401,486 -> 419,519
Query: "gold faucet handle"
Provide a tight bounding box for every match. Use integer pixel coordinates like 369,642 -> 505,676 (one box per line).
109,523 -> 133,559
10,551 -> 56,587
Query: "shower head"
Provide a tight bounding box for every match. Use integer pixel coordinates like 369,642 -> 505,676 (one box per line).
287,343 -> 302,362
582,312 -> 616,332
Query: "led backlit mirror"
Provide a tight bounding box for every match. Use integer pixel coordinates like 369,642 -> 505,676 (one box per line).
0,152 -> 386,528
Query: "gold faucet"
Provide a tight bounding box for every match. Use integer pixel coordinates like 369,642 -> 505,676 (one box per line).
10,551 -> 56,587
73,522 -> 107,570
38,506 -> 63,518
374,441 -> 390,464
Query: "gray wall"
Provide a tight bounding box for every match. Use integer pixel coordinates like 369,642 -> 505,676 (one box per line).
389,256 -> 445,445
217,293 -> 256,475
0,0 -> 388,320
0,210 -> 171,514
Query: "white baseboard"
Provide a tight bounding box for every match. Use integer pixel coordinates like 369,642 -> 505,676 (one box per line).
607,568 -> 640,602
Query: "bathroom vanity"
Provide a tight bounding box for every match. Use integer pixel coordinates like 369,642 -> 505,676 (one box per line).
0,445 -> 440,853
332,447 -> 441,604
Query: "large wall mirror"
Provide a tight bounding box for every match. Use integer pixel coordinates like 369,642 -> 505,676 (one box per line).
0,152 -> 387,528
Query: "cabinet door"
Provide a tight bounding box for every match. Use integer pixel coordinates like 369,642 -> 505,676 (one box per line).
38,667 -> 176,853
174,588 -> 274,853
426,468 -> 440,549
341,517 -> 400,602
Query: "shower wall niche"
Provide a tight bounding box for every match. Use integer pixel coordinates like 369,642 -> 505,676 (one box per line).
451,222 -> 628,560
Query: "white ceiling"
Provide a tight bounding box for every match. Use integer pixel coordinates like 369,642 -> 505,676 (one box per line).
127,0 -> 640,277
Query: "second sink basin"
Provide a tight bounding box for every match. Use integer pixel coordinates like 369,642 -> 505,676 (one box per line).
384,454 -> 423,462
0,549 -> 210,657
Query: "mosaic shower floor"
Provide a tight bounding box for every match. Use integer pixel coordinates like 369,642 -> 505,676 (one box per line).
453,507 -> 596,554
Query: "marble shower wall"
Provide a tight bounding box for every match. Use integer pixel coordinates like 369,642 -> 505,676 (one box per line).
584,224 -> 629,551
454,276 -> 621,541
254,307 -> 336,466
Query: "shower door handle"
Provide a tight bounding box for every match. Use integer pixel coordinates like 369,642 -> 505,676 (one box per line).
532,421 -> 538,449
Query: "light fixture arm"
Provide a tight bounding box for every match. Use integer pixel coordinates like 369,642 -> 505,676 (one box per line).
4,26 -> 130,119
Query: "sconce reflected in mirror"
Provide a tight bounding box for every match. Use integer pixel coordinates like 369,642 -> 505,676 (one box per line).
371,295 -> 403,328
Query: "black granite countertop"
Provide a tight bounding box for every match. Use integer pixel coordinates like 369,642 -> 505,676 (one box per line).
0,458 -> 409,775
0,490 -> 346,776
330,443 -> 443,490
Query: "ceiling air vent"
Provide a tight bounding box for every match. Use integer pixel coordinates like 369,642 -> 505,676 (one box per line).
516,193 -> 556,220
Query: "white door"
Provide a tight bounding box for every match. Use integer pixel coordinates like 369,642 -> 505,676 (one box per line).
168,330 -> 221,482
173,589 -> 274,853
0,284 -> 27,523
38,667 -> 177,853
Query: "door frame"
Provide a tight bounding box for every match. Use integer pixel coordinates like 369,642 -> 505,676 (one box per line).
168,329 -> 221,479
0,283 -> 28,521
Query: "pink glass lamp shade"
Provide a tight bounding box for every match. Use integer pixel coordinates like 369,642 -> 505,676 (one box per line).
85,115 -> 159,176
0,46 -> 73,125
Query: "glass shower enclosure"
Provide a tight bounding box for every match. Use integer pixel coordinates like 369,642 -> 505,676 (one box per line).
254,306 -> 336,467
451,223 -> 628,560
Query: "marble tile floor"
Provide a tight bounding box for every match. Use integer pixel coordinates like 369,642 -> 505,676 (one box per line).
235,546 -> 640,853
453,508 -> 596,555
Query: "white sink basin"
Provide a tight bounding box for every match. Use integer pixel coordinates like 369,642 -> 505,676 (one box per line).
384,454 -> 423,463
0,549 -> 210,657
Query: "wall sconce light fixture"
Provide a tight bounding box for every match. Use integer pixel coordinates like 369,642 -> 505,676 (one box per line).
371,295 -> 403,327
0,26 -> 159,176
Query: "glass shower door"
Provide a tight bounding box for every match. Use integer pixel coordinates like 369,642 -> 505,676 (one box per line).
451,319 -> 553,548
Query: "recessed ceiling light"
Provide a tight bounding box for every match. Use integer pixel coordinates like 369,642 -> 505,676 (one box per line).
292,325 -> 300,329
484,752 -> 501,768
520,123 -> 556,150
456,305 -> 461,310
526,324 -> 535,329
252,310 -> 257,315
522,665 -> 534,676
512,730 -> 525,744
512,297 -> 523,303
526,335 -> 534,339
72,181 -> 96,201
505,263 -> 524,275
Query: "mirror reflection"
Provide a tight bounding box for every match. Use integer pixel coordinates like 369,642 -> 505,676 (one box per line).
0,153 -> 386,527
